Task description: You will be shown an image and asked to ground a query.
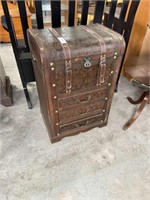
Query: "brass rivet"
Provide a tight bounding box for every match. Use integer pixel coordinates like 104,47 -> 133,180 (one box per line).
103,110 -> 105,112
53,84 -> 56,87
108,83 -> 111,86
111,71 -> 114,74
50,62 -> 54,66
57,133 -> 60,136
55,110 -> 58,113
114,56 -> 117,59
67,80 -> 70,83
51,67 -> 54,71
114,52 -> 117,55
56,123 -> 58,126
105,97 -> 108,100
54,96 -> 57,99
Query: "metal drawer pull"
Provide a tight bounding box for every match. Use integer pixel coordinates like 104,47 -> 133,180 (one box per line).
83,57 -> 91,68
76,95 -> 91,103
75,120 -> 89,128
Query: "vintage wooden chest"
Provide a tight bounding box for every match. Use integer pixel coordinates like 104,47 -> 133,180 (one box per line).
27,24 -> 125,143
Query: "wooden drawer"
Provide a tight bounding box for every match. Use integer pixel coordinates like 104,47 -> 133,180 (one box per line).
58,87 -> 107,109
59,114 -> 104,133
58,99 -> 105,124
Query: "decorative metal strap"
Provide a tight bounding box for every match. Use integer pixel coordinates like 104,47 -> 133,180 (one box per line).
81,26 -> 106,85
49,28 -> 72,93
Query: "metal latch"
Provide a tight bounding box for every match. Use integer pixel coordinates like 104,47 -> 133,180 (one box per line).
83,57 -> 91,68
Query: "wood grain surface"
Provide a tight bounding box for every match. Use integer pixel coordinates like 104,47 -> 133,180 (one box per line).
0,1 -> 32,42
123,0 -> 150,62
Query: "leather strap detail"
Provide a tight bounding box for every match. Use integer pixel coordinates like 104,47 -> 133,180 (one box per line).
96,24 -> 123,55
49,28 -> 72,93
81,26 -> 106,85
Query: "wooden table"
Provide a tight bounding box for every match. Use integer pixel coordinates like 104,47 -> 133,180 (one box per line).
0,1 -> 32,42
123,23 -> 150,130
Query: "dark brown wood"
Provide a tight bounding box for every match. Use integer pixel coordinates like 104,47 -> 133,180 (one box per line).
123,52 -> 150,130
0,58 -> 13,107
103,1 -> 140,91
2,0 -> 140,109
123,56 -> 150,86
127,92 -> 147,105
52,121 -> 108,143
27,24 -> 125,143
123,91 -> 149,130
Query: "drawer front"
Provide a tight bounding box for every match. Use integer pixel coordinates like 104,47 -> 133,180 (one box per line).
60,114 -> 103,133
58,99 -> 105,124
58,87 -> 107,109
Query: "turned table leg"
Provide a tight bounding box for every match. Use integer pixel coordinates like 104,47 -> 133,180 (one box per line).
127,91 -> 147,104
123,91 -> 149,130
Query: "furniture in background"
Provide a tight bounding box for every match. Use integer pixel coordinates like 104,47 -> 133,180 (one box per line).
123,0 -> 150,68
77,1 -> 122,25
77,0 -> 96,25
1,0 -> 140,109
123,23 -> 150,130
0,1 -> 32,42
26,0 -> 35,13
27,0 -> 77,27
0,57 -> 13,107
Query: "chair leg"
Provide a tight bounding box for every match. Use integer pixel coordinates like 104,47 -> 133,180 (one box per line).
123,92 -> 148,130
24,87 -> 32,109
127,91 -> 147,104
